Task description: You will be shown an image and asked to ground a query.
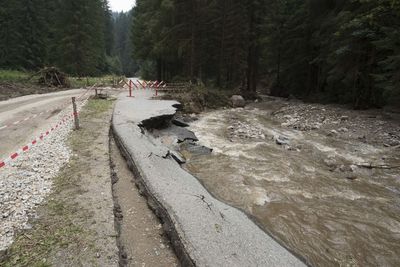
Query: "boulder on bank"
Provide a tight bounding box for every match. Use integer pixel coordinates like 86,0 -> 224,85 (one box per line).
231,95 -> 246,108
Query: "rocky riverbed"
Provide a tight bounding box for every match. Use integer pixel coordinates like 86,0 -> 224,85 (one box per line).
181,96 -> 400,266
269,97 -> 400,147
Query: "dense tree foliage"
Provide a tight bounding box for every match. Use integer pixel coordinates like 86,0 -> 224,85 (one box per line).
132,0 -> 400,107
1,0 -> 399,106
0,0 -> 52,70
0,0 -> 136,76
113,11 -> 138,76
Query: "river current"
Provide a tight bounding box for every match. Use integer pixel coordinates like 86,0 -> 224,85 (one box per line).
184,103 -> 400,266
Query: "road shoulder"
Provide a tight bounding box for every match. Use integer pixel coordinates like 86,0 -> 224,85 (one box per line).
1,98 -> 119,266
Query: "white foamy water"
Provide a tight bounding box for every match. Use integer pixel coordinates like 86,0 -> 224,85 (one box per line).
186,105 -> 400,267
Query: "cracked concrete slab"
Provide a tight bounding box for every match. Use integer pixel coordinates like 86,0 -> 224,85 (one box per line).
112,90 -> 307,267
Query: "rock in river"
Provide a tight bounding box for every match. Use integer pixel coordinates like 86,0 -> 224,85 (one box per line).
231,95 -> 246,108
168,125 -> 199,143
180,140 -> 213,156
275,135 -> 290,146
172,118 -> 190,127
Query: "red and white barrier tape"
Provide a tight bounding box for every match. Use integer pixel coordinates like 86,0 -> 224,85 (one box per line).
0,98 -> 89,169
127,80 -> 166,90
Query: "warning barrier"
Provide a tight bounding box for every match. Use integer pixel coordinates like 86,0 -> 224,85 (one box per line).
88,78 -> 188,97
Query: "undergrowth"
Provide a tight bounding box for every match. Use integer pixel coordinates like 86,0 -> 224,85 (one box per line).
162,86 -> 232,113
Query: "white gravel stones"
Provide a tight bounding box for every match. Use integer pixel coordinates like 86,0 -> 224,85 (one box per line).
274,102 -> 400,146
228,120 -> 265,140
0,98 -> 88,252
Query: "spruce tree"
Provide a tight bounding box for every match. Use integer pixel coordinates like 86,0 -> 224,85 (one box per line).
56,0 -> 106,76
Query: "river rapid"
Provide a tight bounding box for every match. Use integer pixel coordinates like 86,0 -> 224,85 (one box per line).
184,101 -> 400,266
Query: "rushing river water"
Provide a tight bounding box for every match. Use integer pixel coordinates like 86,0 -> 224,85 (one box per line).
184,103 -> 400,266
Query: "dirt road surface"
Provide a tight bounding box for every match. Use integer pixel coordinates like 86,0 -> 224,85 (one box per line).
0,89 -> 86,160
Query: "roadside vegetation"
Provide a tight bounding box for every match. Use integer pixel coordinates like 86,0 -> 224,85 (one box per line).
69,75 -> 124,88
162,86 -> 232,114
0,69 -> 122,87
0,69 -> 124,101
2,1 -> 399,109
0,70 -> 31,82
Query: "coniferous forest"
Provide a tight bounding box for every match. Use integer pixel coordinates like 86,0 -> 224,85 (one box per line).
1,0 -> 400,108
0,0 -> 136,77
132,0 -> 400,108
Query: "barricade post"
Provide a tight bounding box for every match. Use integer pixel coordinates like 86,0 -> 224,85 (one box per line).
129,80 -> 132,97
72,97 -> 80,130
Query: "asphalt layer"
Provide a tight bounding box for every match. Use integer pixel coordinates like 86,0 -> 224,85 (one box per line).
112,89 -> 306,267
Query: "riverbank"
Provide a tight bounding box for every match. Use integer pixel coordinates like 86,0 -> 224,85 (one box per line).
112,90 -> 306,266
179,96 -> 400,266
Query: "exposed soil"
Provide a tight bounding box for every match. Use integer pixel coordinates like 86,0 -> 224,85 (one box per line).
110,138 -> 179,267
0,82 -> 70,102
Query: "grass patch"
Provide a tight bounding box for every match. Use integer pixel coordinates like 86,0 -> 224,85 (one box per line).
0,70 -> 31,82
69,75 -> 124,89
85,98 -> 115,114
0,68 -> 125,101
0,69 -> 123,88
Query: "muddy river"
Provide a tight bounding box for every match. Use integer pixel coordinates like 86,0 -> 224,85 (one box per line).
184,103 -> 400,266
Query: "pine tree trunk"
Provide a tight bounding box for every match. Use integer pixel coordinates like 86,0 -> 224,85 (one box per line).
246,3 -> 258,95
217,0 -> 227,87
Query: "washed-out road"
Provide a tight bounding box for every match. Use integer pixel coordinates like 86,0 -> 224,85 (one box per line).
112,87 -> 306,266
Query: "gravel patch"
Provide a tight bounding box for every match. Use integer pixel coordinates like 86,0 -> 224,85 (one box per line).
272,100 -> 400,147
0,98 -> 88,252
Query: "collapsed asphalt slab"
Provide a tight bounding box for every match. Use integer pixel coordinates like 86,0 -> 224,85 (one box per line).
112,90 -> 306,267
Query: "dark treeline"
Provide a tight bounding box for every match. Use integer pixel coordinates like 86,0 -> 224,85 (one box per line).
132,0 -> 400,108
113,11 -> 138,76
0,0 -> 136,77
